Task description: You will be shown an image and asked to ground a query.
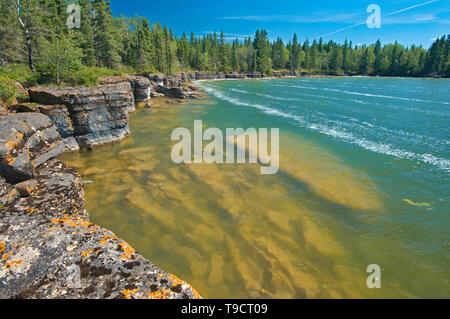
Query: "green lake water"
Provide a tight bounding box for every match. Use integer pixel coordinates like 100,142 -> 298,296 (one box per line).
59,77 -> 449,298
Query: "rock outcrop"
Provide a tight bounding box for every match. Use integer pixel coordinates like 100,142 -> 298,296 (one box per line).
273,71 -> 300,77
9,103 -> 80,153
125,76 -> 152,103
29,82 -> 134,149
0,159 -> 200,299
0,176 -> 20,206
0,113 -> 64,183
0,112 -> 201,299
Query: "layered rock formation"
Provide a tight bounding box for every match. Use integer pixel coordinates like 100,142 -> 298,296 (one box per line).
29,82 -> 134,150
126,76 -> 152,103
0,111 -> 201,299
99,75 -> 152,104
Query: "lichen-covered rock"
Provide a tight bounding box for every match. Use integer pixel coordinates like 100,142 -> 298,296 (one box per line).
6,103 -> 80,153
28,83 -> 134,149
0,113 -> 64,183
0,176 -> 19,206
0,159 -> 201,299
14,179 -> 37,197
59,137 -> 80,153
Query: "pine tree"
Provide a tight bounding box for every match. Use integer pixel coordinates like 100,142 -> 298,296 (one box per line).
1,1 -> 448,82
77,0 -> 96,66
93,0 -> 120,69
373,39 -> 383,75
288,34 -> 300,71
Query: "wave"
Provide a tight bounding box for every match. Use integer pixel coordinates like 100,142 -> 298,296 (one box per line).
230,88 -> 312,102
309,123 -> 450,172
274,84 -> 318,90
200,84 -> 450,172
322,88 -> 450,106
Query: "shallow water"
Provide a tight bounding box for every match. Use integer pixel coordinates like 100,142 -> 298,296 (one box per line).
59,78 -> 449,298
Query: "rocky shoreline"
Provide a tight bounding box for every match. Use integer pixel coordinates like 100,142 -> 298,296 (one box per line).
0,71 -> 305,299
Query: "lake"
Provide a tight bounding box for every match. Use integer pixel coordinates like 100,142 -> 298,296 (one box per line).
59,77 -> 449,298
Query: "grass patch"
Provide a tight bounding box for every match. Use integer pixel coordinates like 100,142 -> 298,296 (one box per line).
63,66 -> 124,86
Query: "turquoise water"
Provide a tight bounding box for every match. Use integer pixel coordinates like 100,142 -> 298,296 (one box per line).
61,77 -> 449,298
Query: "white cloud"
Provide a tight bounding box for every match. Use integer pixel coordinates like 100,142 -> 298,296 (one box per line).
383,14 -> 436,24
415,13 -> 435,21
222,12 -> 361,24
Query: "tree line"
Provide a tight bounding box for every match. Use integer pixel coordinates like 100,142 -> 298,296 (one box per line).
0,0 -> 449,86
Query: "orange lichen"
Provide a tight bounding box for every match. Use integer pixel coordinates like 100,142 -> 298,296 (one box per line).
122,289 -> 139,299
166,273 -> 201,299
4,133 -> 23,151
5,141 -> 15,150
99,235 -> 116,246
167,274 -> 184,287
51,216 -> 95,229
5,154 -> 15,165
15,132 -> 24,142
81,247 -> 101,258
81,249 -> 95,258
5,260 -> 23,270
119,241 -> 135,260
146,288 -> 172,299
25,208 -> 39,214
2,252 -> 13,260
0,241 -> 5,254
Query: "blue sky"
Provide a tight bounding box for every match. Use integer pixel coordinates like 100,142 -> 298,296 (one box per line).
109,0 -> 450,47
